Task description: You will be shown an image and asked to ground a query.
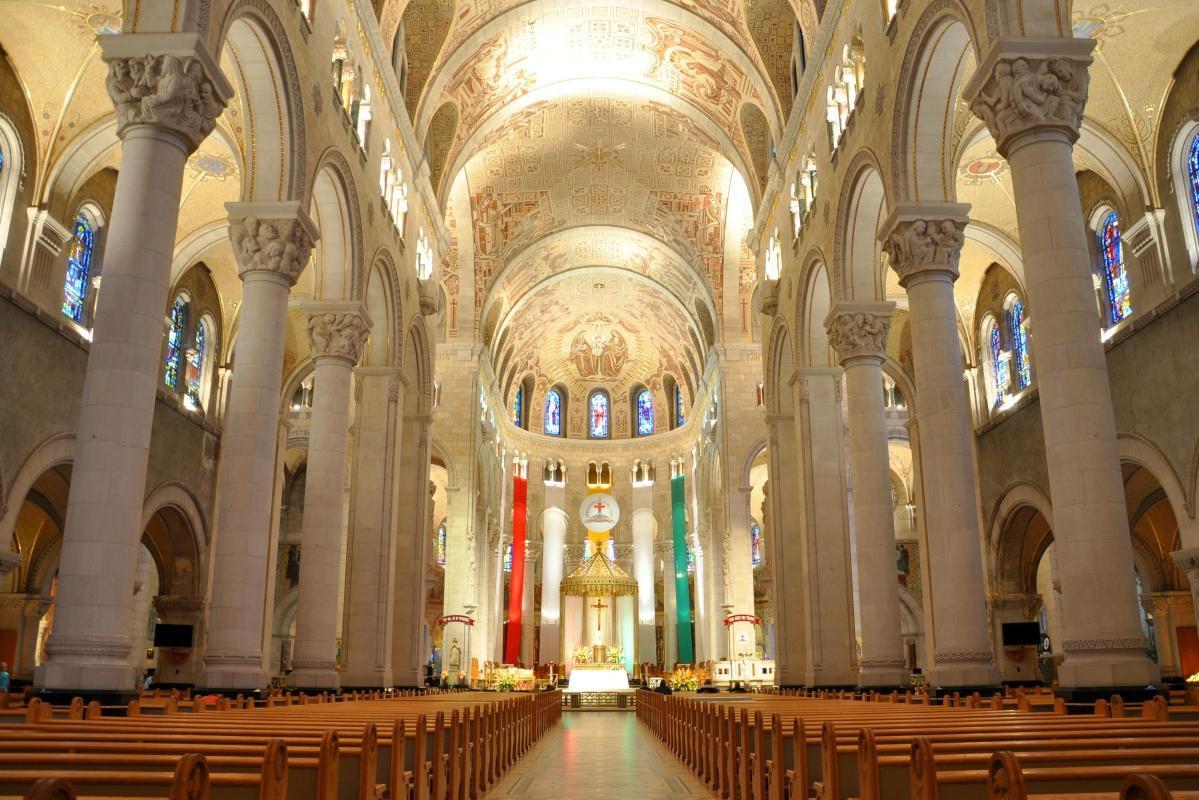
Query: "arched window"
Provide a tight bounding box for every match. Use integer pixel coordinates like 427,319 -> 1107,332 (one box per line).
588,391 -> 610,439
437,522 -> 447,567
0,118 -> 23,265
635,388 -> 654,436
750,520 -> 763,567
544,388 -> 562,436
1098,210 -> 1132,325
512,385 -> 523,428
62,207 -> 98,322
299,0 -> 314,23
184,315 -> 212,411
1187,131 -> 1199,242
503,541 -> 513,572
686,541 -> 696,575
1007,296 -> 1031,390
164,294 -> 189,391
764,230 -> 782,280
984,316 -> 1008,409
416,227 -> 434,279
676,385 -> 686,427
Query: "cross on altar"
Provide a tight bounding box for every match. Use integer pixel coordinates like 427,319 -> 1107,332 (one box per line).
591,598 -> 608,630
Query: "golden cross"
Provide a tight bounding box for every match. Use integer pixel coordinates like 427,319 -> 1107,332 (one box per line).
590,598 -> 608,631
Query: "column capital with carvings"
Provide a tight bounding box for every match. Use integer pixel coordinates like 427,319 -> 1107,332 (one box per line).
228,202 -> 319,286
302,302 -> 372,366
880,203 -> 971,288
964,37 -> 1094,157
825,301 -> 895,366
100,32 -> 233,152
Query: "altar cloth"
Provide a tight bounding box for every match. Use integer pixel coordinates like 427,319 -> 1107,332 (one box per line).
566,664 -> 630,692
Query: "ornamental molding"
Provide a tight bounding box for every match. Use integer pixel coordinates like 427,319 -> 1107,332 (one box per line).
964,37 -> 1094,157
228,202 -> 319,285
44,634 -> 130,659
1062,636 -> 1150,652
100,33 -> 232,152
306,306 -> 372,365
825,302 -> 895,364
291,658 -> 338,671
859,658 -> 907,668
203,652 -> 264,667
932,649 -> 994,664
880,203 -> 970,287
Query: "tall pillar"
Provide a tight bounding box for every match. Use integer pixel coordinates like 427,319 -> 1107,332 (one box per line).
504,457 -> 529,664
765,410 -> 808,686
826,305 -> 909,687
202,203 -> 318,691
540,466 -> 567,670
659,539 -> 677,667
521,542 -> 540,666
881,206 -> 999,690
342,369 -> 402,688
630,462 -> 657,665
966,39 -> 1157,690
792,366 -> 859,687
670,458 -> 694,664
1174,549 -> 1199,666
288,309 -> 370,689
37,35 -> 230,694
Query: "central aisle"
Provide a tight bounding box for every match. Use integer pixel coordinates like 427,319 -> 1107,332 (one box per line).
484,710 -> 717,799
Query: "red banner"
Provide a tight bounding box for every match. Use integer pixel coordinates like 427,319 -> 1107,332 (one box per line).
437,615 -> 475,626
723,614 -> 760,626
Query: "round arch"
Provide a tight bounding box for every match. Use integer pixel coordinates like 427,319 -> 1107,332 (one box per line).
309,149 -> 365,302
835,151 -> 890,302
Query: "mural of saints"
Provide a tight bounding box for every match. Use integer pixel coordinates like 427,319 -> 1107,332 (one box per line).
569,324 -> 630,378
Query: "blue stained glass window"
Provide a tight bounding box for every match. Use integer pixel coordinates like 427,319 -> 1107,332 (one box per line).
62,209 -> 97,322
676,386 -> 685,427
1100,211 -> 1131,324
503,541 -> 512,572
750,521 -> 763,567
1188,132 -> 1199,239
437,522 -> 447,567
686,542 -> 696,575
184,320 -> 206,409
589,391 -> 609,439
636,389 -> 654,436
990,322 -> 1007,408
512,386 -> 523,428
1009,299 -> 1031,390
164,296 -> 188,391
544,389 -> 561,436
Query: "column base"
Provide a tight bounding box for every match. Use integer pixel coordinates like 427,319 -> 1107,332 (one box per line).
288,665 -> 341,691
199,658 -> 268,693
341,669 -> 393,689
926,661 -> 1001,691
1056,651 -> 1160,690
857,663 -> 911,689
35,661 -> 136,694
807,667 -> 860,687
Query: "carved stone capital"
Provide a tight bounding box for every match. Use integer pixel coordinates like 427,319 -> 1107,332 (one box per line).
0,549 -> 19,579
228,202 -> 319,286
964,38 -> 1094,157
100,33 -> 232,152
306,305 -> 372,365
880,204 -> 971,287
1172,546 -> 1199,575
825,302 -> 894,365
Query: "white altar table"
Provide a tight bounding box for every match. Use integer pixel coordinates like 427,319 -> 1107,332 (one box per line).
566,664 -> 630,692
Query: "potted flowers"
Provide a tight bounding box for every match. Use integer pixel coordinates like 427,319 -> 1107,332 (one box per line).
572,646 -> 591,665
607,645 -> 625,664
1186,672 -> 1199,705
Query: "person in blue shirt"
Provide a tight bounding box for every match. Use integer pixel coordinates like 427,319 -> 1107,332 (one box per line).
0,663 -> 9,693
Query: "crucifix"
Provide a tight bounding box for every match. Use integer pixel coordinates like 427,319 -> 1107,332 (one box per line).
591,598 -> 608,631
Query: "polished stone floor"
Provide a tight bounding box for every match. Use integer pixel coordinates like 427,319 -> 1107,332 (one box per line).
483,711 -> 717,799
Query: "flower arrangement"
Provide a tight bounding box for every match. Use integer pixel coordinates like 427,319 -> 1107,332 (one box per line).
572,646 -> 591,664
494,668 -> 519,691
607,645 -> 625,664
667,667 -> 702,692
1187,672 -> 1199,684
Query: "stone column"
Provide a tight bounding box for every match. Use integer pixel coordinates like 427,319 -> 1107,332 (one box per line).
202,203 -> 318,691
658,539 -> 678,668
881,206 -> 999,690
521,542 -> 540,666
539,471 -> 567,669
793,366 -> 860,687
337,367 -> 401,689
826,305 -> 909,688
37,34 -> 230,694
966,38 -> 1157,689
630,464 -> 657,665
766,411 -> 809,687
1174,548 -> 1199,665
289,307 -> 371,690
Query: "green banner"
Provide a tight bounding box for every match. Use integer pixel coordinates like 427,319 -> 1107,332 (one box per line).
671,473 -> 694,665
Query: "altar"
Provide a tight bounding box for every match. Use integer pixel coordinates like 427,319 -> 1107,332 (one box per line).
566,663 -> 630,692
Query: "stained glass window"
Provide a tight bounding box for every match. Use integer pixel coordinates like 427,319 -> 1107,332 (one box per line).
606,538 -> 616,562
589,391 -> 609,439
62,209 -> 97,322
989,321 -> 1007,408
750,521 -> 763,567
512,386 -> 523,428
1099,211 -> 1132,324
676,386 -> 685,427
184,319 -> 207,410
164,296 -> 188,391
544,388 -> 561,436
437,522 -> 447,567
503,541 -> 512,572
686,542 -> 696,575
1188,132 -> 1199,239
636,389 -> 654,436
1009,298 -> 1031,390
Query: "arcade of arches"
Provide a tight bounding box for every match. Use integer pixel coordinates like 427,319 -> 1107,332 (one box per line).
0,0 -> 1197,710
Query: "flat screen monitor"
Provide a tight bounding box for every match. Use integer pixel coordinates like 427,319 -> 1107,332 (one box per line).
153,623 -> 193,649
1001,621 -> 1040,647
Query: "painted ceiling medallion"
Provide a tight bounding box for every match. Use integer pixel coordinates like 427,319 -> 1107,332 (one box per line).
573,141 -> 627,172
76,3 -> 122,36
1071,4 -> 1134,41
188,152 -> 239,183
958,153 -> 1009,186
